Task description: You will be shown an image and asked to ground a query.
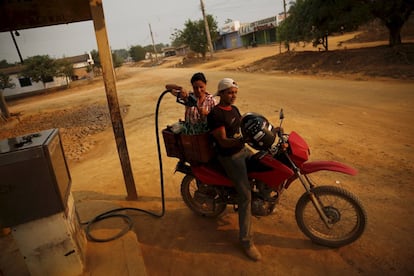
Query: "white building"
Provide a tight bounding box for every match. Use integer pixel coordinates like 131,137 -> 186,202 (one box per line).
1,53 -> 93,99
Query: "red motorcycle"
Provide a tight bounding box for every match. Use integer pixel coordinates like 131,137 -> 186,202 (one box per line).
170,109 -> 366,247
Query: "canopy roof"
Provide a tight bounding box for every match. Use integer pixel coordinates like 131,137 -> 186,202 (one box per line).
0,0 -> 91,32
0,0 -> 138,200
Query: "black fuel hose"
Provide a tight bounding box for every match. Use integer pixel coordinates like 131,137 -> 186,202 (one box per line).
84,90 -> 170,242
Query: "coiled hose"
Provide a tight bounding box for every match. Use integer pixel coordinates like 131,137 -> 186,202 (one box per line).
84,90 -> 170,242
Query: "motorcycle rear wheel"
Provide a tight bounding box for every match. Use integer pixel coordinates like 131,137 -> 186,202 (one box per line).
295,185 -> 367,248
180,175 -> 227,217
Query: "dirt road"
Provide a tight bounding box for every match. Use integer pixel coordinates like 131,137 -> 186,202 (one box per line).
1,45 -> 414,275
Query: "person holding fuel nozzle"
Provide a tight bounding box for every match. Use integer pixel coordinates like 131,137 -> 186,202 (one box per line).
166,75 -> 264,261
165,72 -> 217,125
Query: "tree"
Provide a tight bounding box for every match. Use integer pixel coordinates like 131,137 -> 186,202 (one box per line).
0,72 -> 15,119
279,0 -> 413,50
170,29 -> 186,48
91,49 -> 126,70
113,49 -> 129,60
56,59 -> 74,86
279,0 -> 372,51
90,49 -> 100,67
362,0 -> 414,46
143,44 -> 165,54
112,52 -> 124,68
22,55 -> 58,88
90,49 -> 101,75
171,14 -> 218,58
277,0 -> 313,48
0,59 -> 13,69
129,45 -> 146,62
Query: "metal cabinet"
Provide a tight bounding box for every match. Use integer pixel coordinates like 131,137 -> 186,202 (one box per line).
0,129 -> 71,227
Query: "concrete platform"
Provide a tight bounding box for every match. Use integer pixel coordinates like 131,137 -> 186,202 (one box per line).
0,229 -> 147,276
0,199 -> 147,276
84,230 -> 147,276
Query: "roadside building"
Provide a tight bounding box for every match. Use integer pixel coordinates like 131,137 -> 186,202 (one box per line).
0,65 -> 67,99
215,21 -> 242,50
0,53 -> 94,99
162,47 -> 177,57
239,16 -> 278,47
64,53 -> 94,80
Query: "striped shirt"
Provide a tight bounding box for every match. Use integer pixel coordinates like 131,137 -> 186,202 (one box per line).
185,92 -> 217,125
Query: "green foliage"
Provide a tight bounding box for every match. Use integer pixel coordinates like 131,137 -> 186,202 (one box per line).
22,55 -> 58,87
279,0 -> 413,49
90,49 -> 101,68
86,64 -> 93,73
171,14 -> 218,57
0,59 -> 13,69
278,0 -> 372,50
124,43 -> 167,63
180,121 -> 210,135
362,0 -> 414,46
143,43 -> 166,54
113,49 -> 129,60
91,48 -> 126,69
56,59 -> 74,85
0,72 -> 14,118
112,52 -> 124,68
89,50 -> 102,76
0,72 -> 15,90
129,45 -> 146,62
170,29 -> 186,48
278,0 -> 312,44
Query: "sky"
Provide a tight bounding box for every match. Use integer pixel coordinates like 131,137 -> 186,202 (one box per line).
0,0 -> 286,63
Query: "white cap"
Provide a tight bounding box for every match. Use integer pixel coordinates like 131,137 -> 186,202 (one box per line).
216,78 -> 238,95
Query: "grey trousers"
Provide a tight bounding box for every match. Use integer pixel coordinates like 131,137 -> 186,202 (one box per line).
217,147 -> 253,247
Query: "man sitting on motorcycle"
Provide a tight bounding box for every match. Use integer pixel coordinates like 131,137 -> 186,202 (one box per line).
207,78 -> 262,261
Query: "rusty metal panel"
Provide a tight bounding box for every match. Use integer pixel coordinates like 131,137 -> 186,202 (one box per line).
0,0 -> 92,32
0,129 -> 72,227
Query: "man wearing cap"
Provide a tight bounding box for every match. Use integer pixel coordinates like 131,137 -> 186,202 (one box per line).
207,78 -> 262,261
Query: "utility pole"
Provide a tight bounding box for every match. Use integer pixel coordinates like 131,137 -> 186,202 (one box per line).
200,0 -> 214,58
283,0 -> 290,51
10,31 -> 24,64
149,23 -> 159,64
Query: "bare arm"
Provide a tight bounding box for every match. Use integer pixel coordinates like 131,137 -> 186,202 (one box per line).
165,84 -> 188,98
211,126 -> 243,149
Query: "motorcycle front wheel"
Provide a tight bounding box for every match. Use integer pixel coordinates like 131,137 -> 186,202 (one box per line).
180,175 -> 227,217
295,185 -> 367,248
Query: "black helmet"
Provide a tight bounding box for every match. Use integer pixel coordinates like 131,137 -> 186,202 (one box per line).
241,113 -> 276,150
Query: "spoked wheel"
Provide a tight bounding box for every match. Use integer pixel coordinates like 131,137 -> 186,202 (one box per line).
180,175 -> 227,217
295,185 -> 367,247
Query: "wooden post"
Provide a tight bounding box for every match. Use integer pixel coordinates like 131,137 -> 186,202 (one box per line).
89,0 -> 138,200
200,0 -> 214,58
10,31 -> 24,64
149,23 -> 159,64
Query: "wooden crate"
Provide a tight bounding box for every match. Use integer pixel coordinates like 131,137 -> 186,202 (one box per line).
162,128 -> 216,163
162,128 -> 183,159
